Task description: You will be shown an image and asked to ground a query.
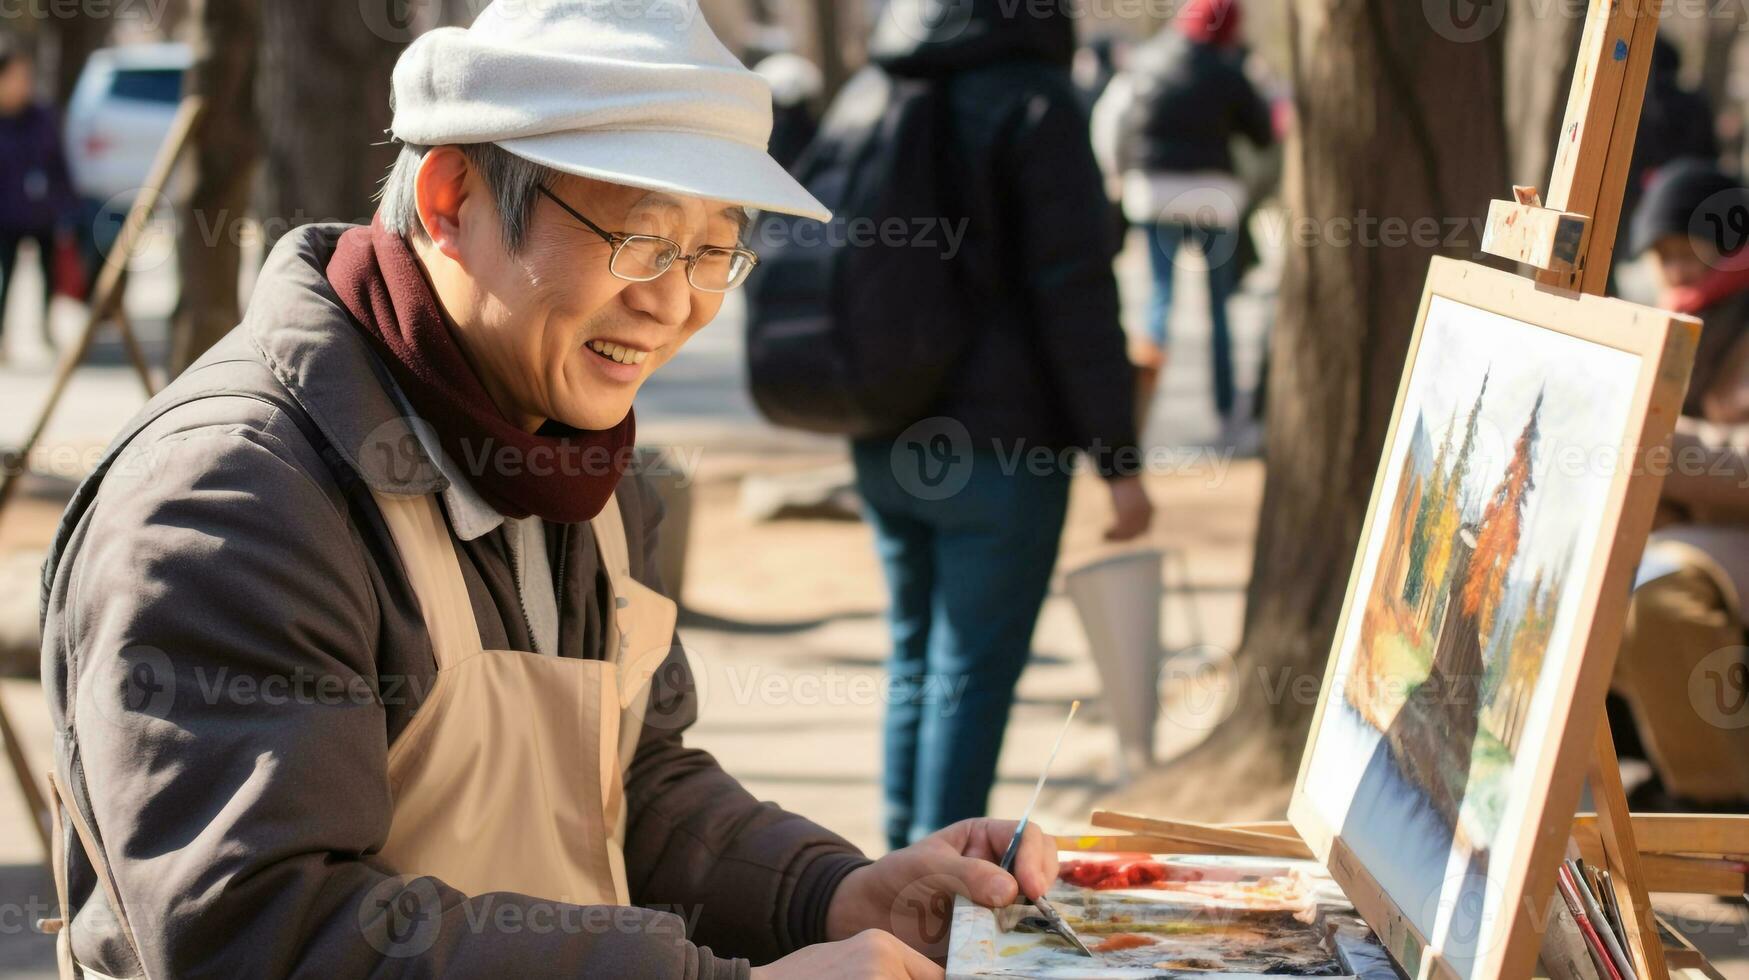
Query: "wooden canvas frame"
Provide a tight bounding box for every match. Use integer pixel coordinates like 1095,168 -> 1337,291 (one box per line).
1288,256 -> 1697,980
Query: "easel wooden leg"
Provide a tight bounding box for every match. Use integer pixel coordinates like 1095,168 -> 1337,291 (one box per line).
0,95 -> 199,514
0,301 -> 121,512
1480,0 -> 1676,967
112,308 -> 158,398
1591,713 -> 1671,980
0,695 -> 50,859
0,95 -> 202,872
1533,0 -> 1665,295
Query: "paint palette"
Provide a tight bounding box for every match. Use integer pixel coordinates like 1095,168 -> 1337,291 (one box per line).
946,854 -> 1395,979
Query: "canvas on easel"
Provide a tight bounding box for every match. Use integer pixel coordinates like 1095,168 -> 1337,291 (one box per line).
1288,257 -> 1697,979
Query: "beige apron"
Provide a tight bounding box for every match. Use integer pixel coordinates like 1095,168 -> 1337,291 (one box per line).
48,489 -> 678,978
370,489 -> 679,905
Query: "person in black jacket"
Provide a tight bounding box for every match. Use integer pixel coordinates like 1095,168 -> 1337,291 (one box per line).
845,0 -> 1153,852
1092,0 -> 1273,431
1621,36 -> 1719,269
753,51 -> 823,173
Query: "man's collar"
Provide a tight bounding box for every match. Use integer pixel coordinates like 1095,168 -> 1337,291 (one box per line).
381,372 -> 509,541
243,223 -> 450,497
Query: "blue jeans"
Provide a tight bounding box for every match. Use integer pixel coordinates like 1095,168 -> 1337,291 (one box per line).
1144,221 -> 1240,418
851,440 -> 1071,852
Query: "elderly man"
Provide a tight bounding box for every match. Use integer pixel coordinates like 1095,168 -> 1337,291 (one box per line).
40,4 -> 1054,978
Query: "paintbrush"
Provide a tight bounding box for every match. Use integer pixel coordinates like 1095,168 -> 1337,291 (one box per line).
997,700 -> 1094,958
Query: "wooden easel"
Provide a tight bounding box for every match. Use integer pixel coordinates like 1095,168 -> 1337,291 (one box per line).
1479,0 -> 1676,976
1070,3 -> 1737,979
1082,810 -> 1749,897
0,95 -> 204,862
1076,809 -> 1744,978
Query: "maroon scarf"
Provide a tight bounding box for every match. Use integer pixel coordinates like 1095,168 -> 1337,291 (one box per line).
327,219 -> 635,523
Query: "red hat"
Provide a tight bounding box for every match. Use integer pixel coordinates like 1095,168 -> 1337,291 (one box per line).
1177,0 -> 1243,47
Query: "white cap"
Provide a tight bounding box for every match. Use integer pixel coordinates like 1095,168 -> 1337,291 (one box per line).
389,0 -> 829,221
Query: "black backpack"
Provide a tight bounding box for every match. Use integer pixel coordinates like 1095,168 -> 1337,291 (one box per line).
744,68 -> 972,438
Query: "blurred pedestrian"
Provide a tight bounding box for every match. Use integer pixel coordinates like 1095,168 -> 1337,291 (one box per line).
1629,159 -> 1749,415
0,33 -> 79,361
764,0 -> 1152,851
753,51 -> 822,172
1624,37 -> 1719,254
1092,0 -> 1273,435
1072,35 -> 1119,115
1610,160 -> 1749,807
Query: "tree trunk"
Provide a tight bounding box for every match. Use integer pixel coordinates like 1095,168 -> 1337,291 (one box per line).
779,0 -> 848,99
49,11 -> 111,108
1505,0 -> 1584,188
170,0 -> 261,377
1696,7 -> 1742,154
256,0 -> 407,254
156,0 -> 194,38
1110,0 -> 1509,820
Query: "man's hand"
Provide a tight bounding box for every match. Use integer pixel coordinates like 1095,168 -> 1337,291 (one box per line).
824,819 -> 1059,960
750,930 -> 943,979
1105,475 -> 1154,541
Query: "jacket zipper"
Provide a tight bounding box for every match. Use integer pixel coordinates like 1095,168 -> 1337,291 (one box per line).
551,522 -> 569,651
506,521 -> 543,655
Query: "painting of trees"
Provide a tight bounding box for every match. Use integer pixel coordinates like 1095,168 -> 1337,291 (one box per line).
1402,409 -> 1455,607
1420,373 -> 1489,619
1463,391 -> 1543,639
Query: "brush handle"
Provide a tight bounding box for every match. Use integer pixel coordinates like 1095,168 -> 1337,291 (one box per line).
998,818 -> 1028,875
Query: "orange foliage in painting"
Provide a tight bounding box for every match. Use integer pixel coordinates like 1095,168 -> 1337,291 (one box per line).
1463,392 -> 1542,639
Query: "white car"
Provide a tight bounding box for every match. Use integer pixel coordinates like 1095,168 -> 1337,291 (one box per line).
60,42 -> 190,279
63,42 -> 191,206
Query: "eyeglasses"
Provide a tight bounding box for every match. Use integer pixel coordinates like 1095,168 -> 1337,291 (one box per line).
537,186 -> 759,292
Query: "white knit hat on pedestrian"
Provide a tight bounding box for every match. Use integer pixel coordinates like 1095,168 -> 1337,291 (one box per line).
389,0 -> 829,221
